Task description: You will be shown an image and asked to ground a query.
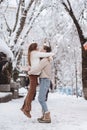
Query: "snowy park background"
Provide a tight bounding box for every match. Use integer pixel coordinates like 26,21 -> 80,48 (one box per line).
0,0 -> 85,94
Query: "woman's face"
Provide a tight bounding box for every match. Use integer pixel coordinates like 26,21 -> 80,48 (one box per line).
36,46 -> 39,51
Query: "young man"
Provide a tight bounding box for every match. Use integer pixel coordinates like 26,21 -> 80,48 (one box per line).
29,45 -> 53,123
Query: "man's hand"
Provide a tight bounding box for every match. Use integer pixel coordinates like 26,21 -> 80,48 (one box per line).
83,42 -> 87,50
28,70 -> 31,75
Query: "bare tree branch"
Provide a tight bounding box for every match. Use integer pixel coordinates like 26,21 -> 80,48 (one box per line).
0,0 -> 4,4
23,5 -> 52,45
14,0 -> 35,44
13,0 -> 21,32
79,1 -> 87,22
27,0 -> 40,26
14,4 -> 49,58
3,15 -> 12,34
0,0 -> 12,35
13,0 -> 43,59
62,0 -> 70,12
62,0 -> 87,45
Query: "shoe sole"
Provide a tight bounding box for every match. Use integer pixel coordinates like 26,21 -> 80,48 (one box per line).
37,117 -> 43,121
38,120 -> 51,123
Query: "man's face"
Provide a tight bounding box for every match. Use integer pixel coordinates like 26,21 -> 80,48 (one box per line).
40,47 -> 46,52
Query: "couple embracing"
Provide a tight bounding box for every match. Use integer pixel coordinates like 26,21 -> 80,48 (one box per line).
21,43 -> 54,123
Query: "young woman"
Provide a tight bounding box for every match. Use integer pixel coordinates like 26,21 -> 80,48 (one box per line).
21,43 -> 54,118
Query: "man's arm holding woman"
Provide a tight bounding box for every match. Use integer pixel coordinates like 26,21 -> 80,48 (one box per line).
28,58 -> 48,75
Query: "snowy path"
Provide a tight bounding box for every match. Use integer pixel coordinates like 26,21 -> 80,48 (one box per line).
0,92 -> 87,130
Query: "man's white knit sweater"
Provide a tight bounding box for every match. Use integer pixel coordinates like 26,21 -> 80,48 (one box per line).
29,50 -> 54,75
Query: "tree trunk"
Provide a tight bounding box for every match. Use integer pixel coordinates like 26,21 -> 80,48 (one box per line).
82,47 -> 87,99
53,60 -> 58,89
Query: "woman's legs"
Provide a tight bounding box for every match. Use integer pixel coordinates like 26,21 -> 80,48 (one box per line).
21,75 -> 38,117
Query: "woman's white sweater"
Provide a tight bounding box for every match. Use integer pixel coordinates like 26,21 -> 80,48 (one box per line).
30,51 -> 54,74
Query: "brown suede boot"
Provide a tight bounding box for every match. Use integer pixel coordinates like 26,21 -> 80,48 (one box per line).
38,112 -> 51,123
37,110 -> 44,121
21,108 -> 31,118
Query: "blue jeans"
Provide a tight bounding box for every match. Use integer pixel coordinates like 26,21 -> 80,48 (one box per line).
38,78 -> 50,113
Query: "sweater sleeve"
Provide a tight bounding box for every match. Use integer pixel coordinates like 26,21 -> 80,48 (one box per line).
36,51 -> 54,58
28,58 -> 48,75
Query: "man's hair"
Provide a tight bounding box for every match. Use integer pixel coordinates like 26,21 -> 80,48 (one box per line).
43,45 -> 51,52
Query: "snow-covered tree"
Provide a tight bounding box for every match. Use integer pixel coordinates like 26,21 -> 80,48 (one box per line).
61,0 -> 87,99
0,0 -> 52,67
35,0 -> 87,98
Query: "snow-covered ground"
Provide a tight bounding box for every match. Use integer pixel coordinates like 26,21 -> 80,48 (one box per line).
0,91 -> 87,130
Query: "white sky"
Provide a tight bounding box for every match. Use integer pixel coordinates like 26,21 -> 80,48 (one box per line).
7,0 -> 30,7
0,90 -> 87,130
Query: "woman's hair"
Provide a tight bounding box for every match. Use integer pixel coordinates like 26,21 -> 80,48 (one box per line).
28,43 -> 38,66
43,45 -> 51,52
